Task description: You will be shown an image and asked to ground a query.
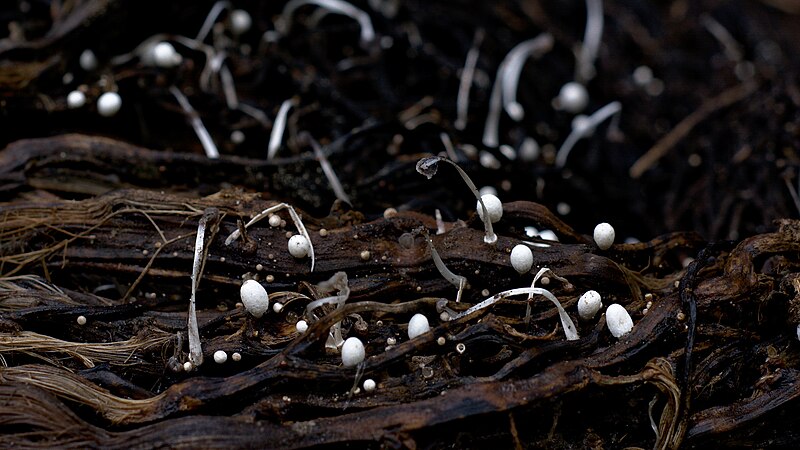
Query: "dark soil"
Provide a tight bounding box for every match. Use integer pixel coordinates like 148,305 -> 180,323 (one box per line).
1,0 -> 800,448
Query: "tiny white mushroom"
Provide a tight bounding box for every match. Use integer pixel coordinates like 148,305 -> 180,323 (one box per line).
407,313 -> 431,339
577,290 -> 602,320
268,214 -> 282,227
606,303 -> 633,338
79,49 -> 98,71
476,194 -> 503,223
363,378 -> 376,392
183,361 -> 193,372
555,81 -> 589,114
272,302 -> 284,313
296,319 -> 309,333
76,315 -> 87,325
152,42 -> 182,68
213,350 -> 228,364
232,352 -> 242,362
240,279 -> 269,318
288,234 -> 310,258
230,9 -> 252,35
341,336 -> 366,367
97,92 -> 122,117
67,90 -> 86,109
510,244 -> 533,274
593,222 -> 615,250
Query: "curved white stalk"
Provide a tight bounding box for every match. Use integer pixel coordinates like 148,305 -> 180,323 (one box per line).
278,0 -> 375,47
501,33 -> 554,121
577,0 -> 603,82
555,101 -> 621,168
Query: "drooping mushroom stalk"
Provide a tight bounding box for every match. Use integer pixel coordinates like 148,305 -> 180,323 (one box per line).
416,156 -> 497,244
188,208 -> 220,366
554,101 -> 621,168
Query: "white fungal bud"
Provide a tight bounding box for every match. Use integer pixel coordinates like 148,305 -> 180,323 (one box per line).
67,90 -> 86,109
341,337 -> 366,367
288,234 -> 310,258
183,361 -> 193,372
296,320 -> 308,333
606,303 -> 633,338
363,378 -> 376,392
272,302 -> 283,313
232,352 -> 242,362
230,9 -> 252,35
476,194 -> 503,223
268,214 -> 282,227
577,290 -> 602,320
152,42 -> 182,68
510,244 -> 533,274
79,49 -> 98,71
213,350 -> 228,364
240,279 -> 269,318
97,92 -> 121,117
593,222 -> 615,250
407,313 -> 431,339
556,82 -> 589,114
76,315 -> 87,325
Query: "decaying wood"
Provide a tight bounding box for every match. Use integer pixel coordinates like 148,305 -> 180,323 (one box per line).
1,188 -> 799,448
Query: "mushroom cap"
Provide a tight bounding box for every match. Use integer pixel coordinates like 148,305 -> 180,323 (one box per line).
477,194 -> 503,223
408,313 -> 431,339
67,91 -> 86,109
510,244 -> 533,274
288,234 -> 310,258
240,279 -> 269,318
97,92 -> 122,117
341,337 -> 366,367
606,303 -> 633,338
593,222 -> 615,250
577,290 -> 602,320
557,81 -> 589,114
213,350 -> 228,364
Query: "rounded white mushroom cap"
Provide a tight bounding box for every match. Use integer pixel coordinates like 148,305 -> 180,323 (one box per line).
296,320 -> 308,333
240,279 -> 269,318
556,82 -> 589,114
407,313 -> 430,339
363,378 -> 376,392
341,337 -> 365,367
606,303 -> 633,338
510,244 -> 533,274
288,234 -> 310,258
593,222 -> 615,250
152,42 -> 182,68
213,350 -> 228,364
79,49 -> 98,71
67,90 -> 86,109
97,92 -> 121,117
577,290 -> 602,320
477,194 -> 503,223
230,9 -> 252,35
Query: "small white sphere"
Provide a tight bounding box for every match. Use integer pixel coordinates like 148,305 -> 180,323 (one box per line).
510,244 -> 533,274
577,290 -> 602,320
230,9 -> 252,35
476,194 -> 503,223
232,352 -> 242,362
606,303 -> 633,338
240,279 -> 269,318
97,92 -> 121,117
407,313 -> 430,339
571,114 -> 593,136
268,215 -> 282,227
341,337 -> 366,367
67,90 -> 86,109
556,82 -> 589,114
79,49 -> 98,71
296,320 -> 308,333
593,222 -> 616,250
363,378 -> 376,392
152,42 -> 181,68
272,302 -> 283,313
231,130 -> 246,144
76,315 -> 87,325
288,234 -> 310,258
213,350 -> 228,364
183,361 -> 193,372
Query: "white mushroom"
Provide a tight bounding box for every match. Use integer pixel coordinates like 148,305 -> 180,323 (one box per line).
341,337 -> 365,367
407,313 -> 431,339
577,290 -> 602,320
240,279 -> 269,318
606,303 -> 633,338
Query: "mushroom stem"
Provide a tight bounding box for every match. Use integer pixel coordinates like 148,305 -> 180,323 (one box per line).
416,156 -> 497,244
